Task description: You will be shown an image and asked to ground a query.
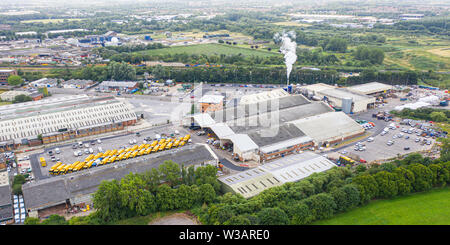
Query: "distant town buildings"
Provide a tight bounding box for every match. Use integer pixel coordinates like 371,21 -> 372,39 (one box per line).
0,69 -> 17,85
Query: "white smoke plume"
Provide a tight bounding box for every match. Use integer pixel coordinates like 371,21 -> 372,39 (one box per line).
274,31 -> 297,85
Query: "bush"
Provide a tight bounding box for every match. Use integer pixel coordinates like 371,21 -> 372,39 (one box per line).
303,193 -> 337,220
257,207 -> 289,225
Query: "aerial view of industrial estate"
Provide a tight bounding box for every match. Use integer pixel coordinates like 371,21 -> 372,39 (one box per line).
0,0 -> 449,234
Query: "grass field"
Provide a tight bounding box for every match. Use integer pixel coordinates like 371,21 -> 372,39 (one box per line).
313,187 -> 450,225
141,43 -> 280,57
21,18 -> 85,24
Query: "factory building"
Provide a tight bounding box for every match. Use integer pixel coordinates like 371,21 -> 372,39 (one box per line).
218,152 -> 336,198
98,81 -> 139,92
0,95 -> 137,151
198,94 -> 224,113
189,91 -> 364,162
347,82 -> 393,96
22,144 -> 218,215
301,83 -> 376,113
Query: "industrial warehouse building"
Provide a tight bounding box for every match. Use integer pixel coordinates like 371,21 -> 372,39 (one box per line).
188,91 -> 364,163
348,82 -> 393,96
0,95 -> 137,151
218,152 -> 336,198
98,81 -> 139,92
301,83 -> 376,113
22,144 -> 218,215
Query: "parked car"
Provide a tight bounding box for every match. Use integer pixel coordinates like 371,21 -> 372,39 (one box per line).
404,147 -> 410,150
55,148 -> 61,154
367,137 -> 374,142
97,139 -> 102,144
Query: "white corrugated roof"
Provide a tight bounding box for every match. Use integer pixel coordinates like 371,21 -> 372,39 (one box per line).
348,82 -> 393,95
291,111 -> 364,144
223,134 -> 259,152
259,135 -> 313,154
208,123 -> 235,138
192,113 -> 216,127
198,95 -> 224,104
218,152 -> 336,198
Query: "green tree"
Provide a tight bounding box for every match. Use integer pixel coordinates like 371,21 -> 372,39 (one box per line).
199,184 -> 216,204
257,207 -> 289,225
374,171 -> 398,198
156,184 -> 176,211
119,173 -> 156,215
158,160 -> 181,187
393,167 -> 415,195
24,217 -> 40,225
40,214 -> 68,225
303,193 -> 337,220
352,174 -> 379,204
430,111 -> 447,122
7,75 -> 23,86
93,179 -> 128,222
289,201 -> 314,225
428,164 -> 449,187
13,94 -> 33,103
407,163 -> 433,192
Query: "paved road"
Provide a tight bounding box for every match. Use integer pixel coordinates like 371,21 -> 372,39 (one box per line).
219,158 -> 249,171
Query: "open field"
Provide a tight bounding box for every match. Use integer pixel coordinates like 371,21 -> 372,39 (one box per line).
141,43 -> 280,57
313,187 -> 450,225
20,18 -> 85,24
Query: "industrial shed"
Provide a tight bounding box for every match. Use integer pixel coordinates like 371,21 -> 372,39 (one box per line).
22,144 -> 218,213
318,88 -> 376,113
348,82 -> 393,95
222,134 -> 259,162
218,152 -> 336,198
291,111 -> 365,146
0,95 -> 137,147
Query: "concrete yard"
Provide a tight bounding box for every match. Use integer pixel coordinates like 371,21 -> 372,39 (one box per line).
337,128 -> 434,163
31,124 -> 190,181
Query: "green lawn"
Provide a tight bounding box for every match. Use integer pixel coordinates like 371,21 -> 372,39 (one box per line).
141,43 -> 280,58
313,187 -> 450,225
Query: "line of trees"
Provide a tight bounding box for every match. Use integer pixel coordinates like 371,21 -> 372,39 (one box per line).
197,152 -> 449,225
391,108 -> 450,123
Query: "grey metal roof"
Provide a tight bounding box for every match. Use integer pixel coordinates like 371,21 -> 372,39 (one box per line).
246,124 -> 306,147
22,144 -> 216,211
0,205 -> 13,221
0,185 -> 11,207
210,94 -> 311,122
